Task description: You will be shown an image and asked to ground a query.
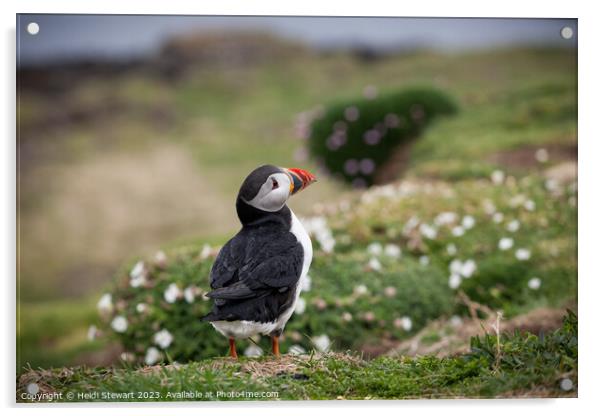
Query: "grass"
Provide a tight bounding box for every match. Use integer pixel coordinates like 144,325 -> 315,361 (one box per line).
17,311 -> 577,402
17,297 -> 109,372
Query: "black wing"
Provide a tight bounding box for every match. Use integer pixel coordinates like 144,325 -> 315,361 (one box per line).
202,226 -> 304,323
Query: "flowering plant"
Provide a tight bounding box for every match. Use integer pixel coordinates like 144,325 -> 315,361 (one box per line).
95,166 -> 576,364
302,87 -> 457,187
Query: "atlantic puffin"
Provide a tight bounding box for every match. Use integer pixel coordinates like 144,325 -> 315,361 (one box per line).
202,165 -> 316,358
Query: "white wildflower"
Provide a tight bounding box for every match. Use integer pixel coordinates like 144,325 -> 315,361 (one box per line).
289,344 -> 307,355
302,216 -> 336,253
435,212 -> 457,226
200,244 -> 212,260
300,275 -> 312,292
524,200 -> 536,211
164,283 -> 182,303
295,298 -> 307,315
460,259 -> 477,278
244,344 -> 263,357
184,286 -> 196,303
420,223 -> 438,240
153,329 -> 174,349
419,255 -> 430,266
515,248 -> 531,261
130,261 -> 145,279
312,334 -> 331,352
498,237 -> 514,251
449,259 -> 463,275
506,220 -> 520,232
403,216 -> 420,235
342,312 -> 353,322
399,316 -> 412,331
130,274 -> 146,288
354,284 -> 369,296
384,244 -> 401,258
145,347 -> 161,365
462,215 -> 475,229
449,274 -> 462,289
120,352 -> 135,362
368,257 -> 382,271
535,148 -> 549,163
87,325 -> 98,341
451,226 -> 465,237
450,315 -> 463,327
446,243 -> 457,255
97,293 -> 113,314
545,179 -> 560,192
492,212 -> 504,224
367,242 -> 383,256
482,199 -> 496,215
491,170 -> 505,185
154,250 -> 167,265
320,236 -> 335,253
110,316 -> 128,333
384,286 -> 397,297
509,194 -> 527,208
136,303 -> 148,313
528,277 -> 541,290
393,316 -> 412,331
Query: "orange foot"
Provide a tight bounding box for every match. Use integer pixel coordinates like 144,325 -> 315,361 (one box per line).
271,335 -> 280,357
229,337 -> 238,359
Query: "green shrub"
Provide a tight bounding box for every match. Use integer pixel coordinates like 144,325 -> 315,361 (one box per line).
307,87 -> 457,187
96,245 -> 454,364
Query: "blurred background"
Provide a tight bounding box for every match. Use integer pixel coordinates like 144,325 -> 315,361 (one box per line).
17,15 -> 577,370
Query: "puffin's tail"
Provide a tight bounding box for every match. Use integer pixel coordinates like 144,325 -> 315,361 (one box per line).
200,312 -> 217,322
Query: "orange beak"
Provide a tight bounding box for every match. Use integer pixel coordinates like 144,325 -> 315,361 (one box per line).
283,167 -> 317,195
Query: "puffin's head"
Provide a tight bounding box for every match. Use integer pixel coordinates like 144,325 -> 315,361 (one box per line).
238,164 -> 317,213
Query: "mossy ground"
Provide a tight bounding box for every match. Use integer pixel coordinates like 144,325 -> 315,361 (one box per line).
17,311 -> 577,402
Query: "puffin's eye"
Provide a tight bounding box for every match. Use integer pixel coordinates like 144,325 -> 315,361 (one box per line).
271,178 -> 279,189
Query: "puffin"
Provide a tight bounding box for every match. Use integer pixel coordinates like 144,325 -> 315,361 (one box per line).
202,165 -> 316,358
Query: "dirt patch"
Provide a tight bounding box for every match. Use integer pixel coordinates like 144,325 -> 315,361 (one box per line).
489,142 -> 576,169
544,161 -> 577,184
72,343 -> 123,368
373,139 -> 417,185
358,339 -> 400,359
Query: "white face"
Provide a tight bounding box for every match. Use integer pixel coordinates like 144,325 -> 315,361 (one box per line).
243,172 -> 292,212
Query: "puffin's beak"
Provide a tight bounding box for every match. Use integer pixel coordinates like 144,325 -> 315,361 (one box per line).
283,167 -> 317,195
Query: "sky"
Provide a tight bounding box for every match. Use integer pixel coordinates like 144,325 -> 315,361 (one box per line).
16,15 -> 577,66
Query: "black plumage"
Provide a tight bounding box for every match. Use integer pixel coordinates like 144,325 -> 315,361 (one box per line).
201,182 -> 304,325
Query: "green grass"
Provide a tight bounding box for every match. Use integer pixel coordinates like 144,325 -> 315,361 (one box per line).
17,297 -> 109,373
17,311 -> 577,401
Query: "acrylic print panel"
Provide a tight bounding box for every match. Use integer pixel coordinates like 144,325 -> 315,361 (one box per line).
16,14 -> 577,403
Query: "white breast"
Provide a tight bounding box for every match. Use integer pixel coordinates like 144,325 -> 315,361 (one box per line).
211,209 -> 313,340
290,210 -> 313,279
